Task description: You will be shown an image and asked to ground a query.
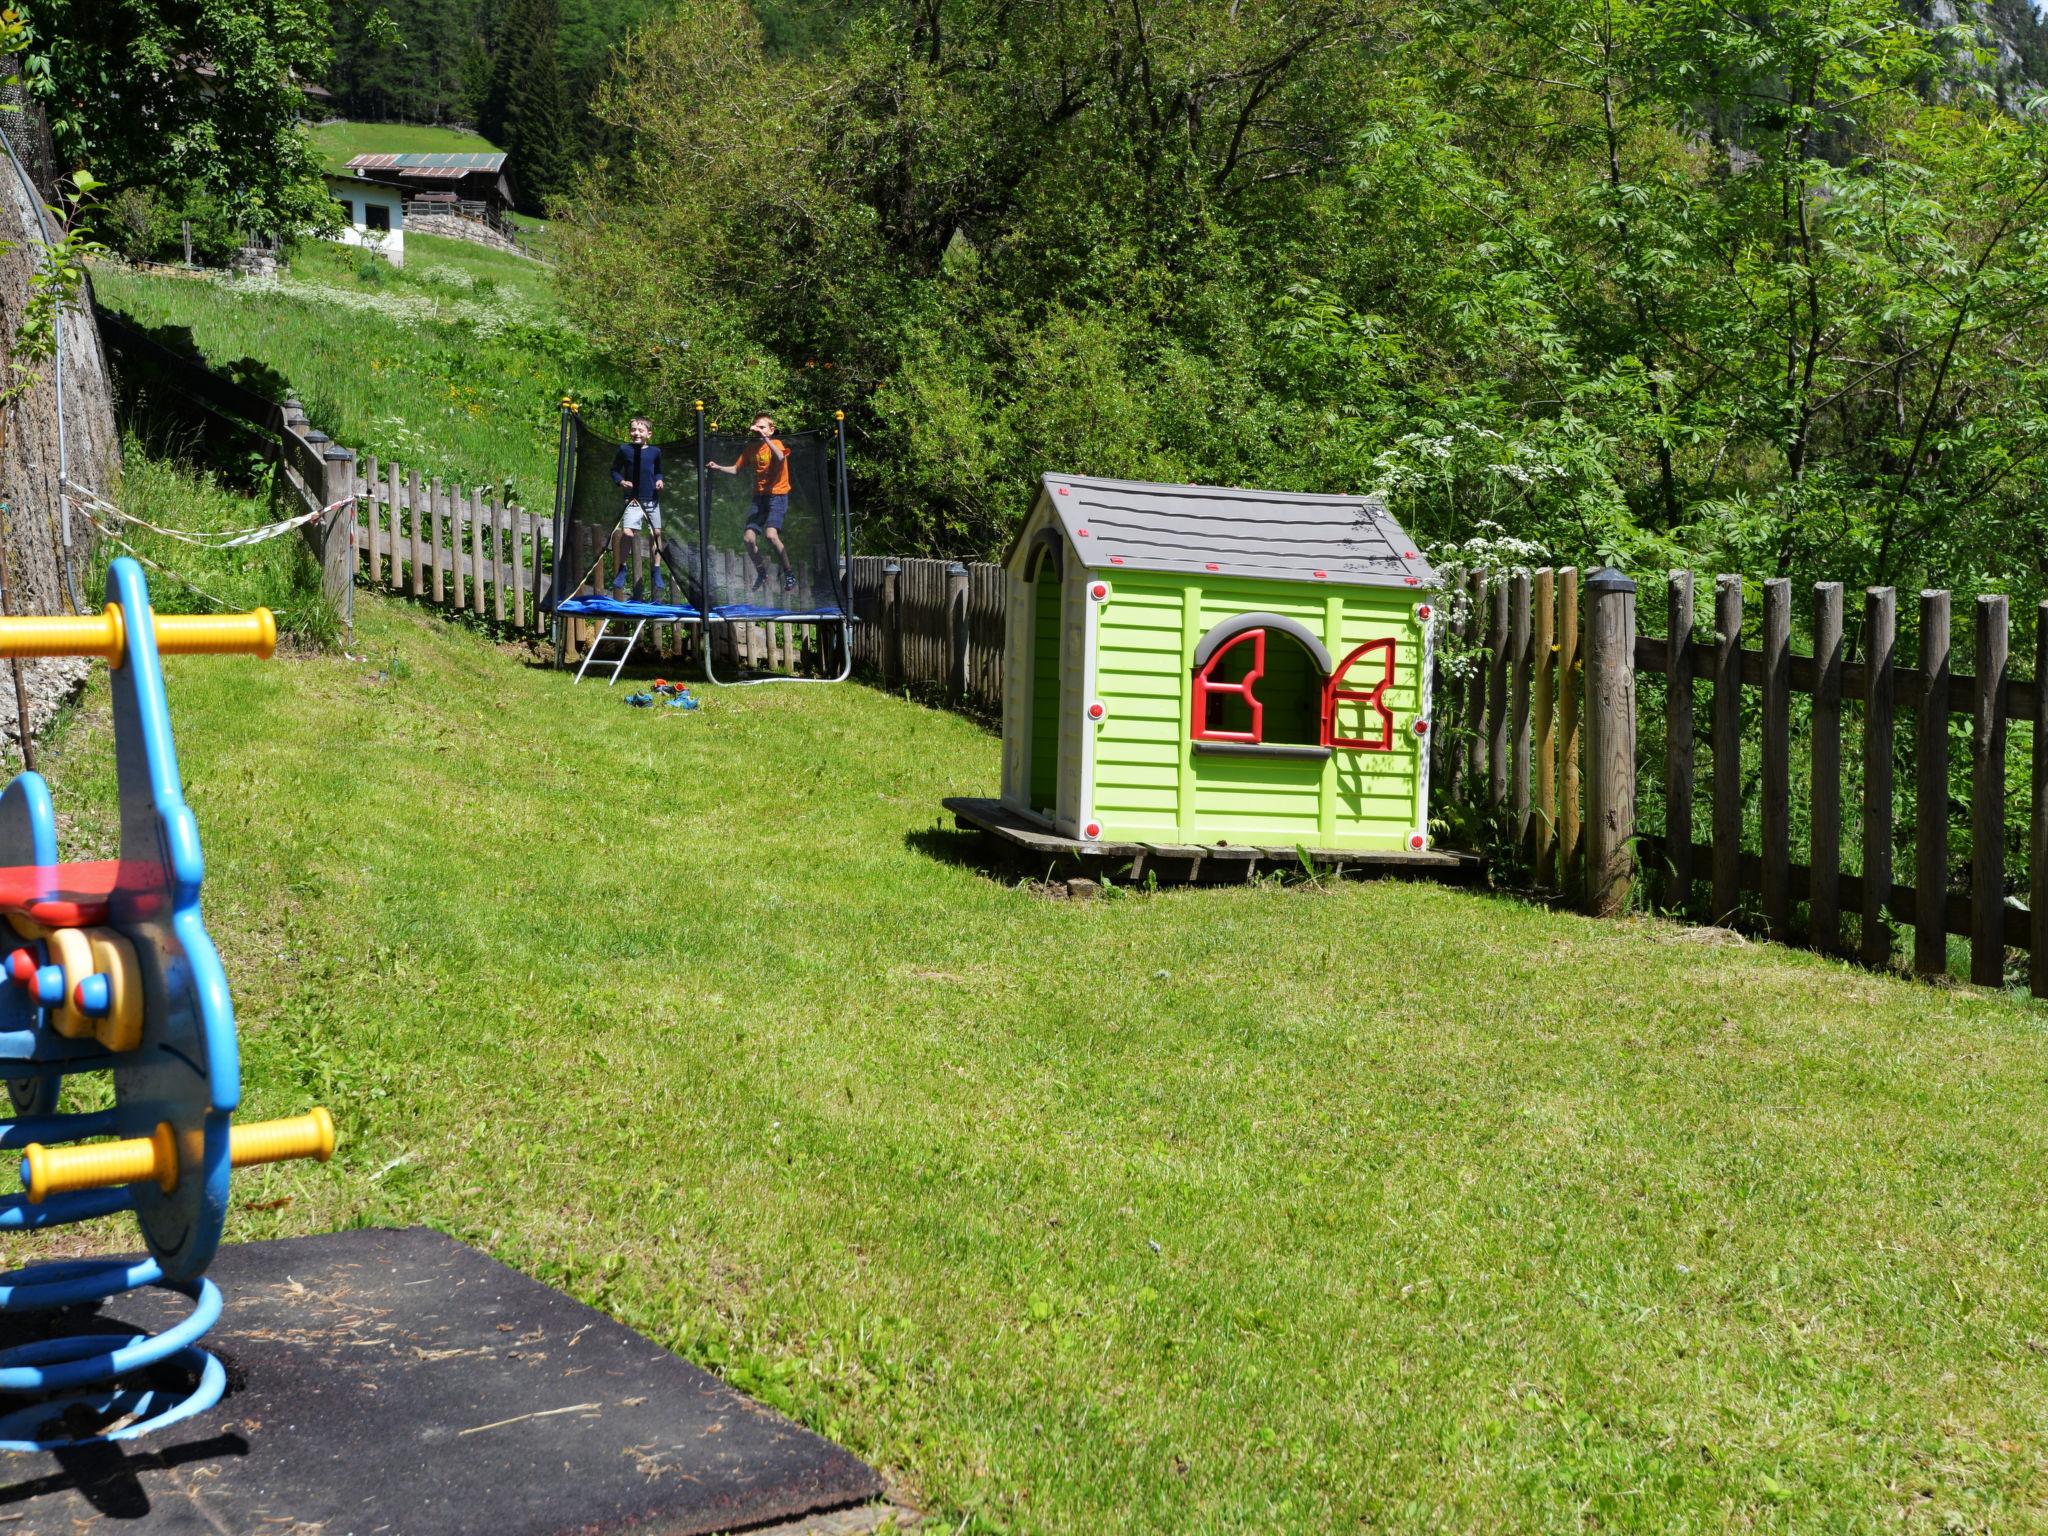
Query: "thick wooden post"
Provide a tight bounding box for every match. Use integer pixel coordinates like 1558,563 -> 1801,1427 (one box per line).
1861,588 -> 1897,968
1510,570 -> 1532,854
2032,600 -> 2048,998
1760,577 -> 1792,940
1663,571 -> 1695,911
1533,568 -> 1556,883
882,561 -> 902,689
1711,576 -> 1744,924
1488,577 -> 1508,809
317,447 -> 356,608
1465,572 -> 1486,798
1915,591 -> 1951,975
1972,595 -> 2009,987
947,561 -> 970,705
1558,568 -> 1581,891
1810,583 -> 1844,952
1582,567 -> 1637,917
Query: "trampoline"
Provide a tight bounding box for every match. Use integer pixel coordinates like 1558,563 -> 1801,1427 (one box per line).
547,404 -> 854,685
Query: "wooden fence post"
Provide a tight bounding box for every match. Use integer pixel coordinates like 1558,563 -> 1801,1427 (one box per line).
1972,595 -> 2009,987
1861,587 -> 1897,968
1488,577 -> 1508,810
1510,569 -> 1531,854
1711,576 -> 1744,924
1760,577 -> 1792,940
317,446 -> 356,608
1558,568 -> 1581,891
1533,568 -> 1556,883
882,561 -> 902,690
1582,566 -> 1637,917
1464,572 -> 1485,797
471,486 -> 487,618
2033,599 -> 2048,998
363,454 -> 381,584
1664,570 -> 1695,912
1810,583 -> 1844,952
1915,590 -> 1951,975
384,462 -> 401,589
946,561 -> 969,706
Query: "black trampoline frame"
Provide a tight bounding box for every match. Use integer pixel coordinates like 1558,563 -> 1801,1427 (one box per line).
550,403 -> 855,686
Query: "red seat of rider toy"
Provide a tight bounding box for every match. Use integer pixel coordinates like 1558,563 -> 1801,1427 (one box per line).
0,860 -> 130,928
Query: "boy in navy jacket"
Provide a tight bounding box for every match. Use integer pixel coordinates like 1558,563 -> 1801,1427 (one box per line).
609,416 -> 666,599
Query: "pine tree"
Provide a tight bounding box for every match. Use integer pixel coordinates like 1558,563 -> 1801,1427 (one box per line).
480,0 -> 570,208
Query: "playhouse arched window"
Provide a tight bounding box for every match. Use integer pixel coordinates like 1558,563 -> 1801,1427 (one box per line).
1190,615 -> 1332,752
1323,638 -> 1398,750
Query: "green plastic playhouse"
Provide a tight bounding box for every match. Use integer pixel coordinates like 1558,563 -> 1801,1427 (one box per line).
999,475 -> 1439,852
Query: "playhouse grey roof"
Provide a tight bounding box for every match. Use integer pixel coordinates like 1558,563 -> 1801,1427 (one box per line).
1023,474 -> 1437,588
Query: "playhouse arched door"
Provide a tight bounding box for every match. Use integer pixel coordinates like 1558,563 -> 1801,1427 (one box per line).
1027,548 -> 1062,816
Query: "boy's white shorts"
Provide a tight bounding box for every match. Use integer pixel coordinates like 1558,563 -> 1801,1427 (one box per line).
622,500 -> 661,535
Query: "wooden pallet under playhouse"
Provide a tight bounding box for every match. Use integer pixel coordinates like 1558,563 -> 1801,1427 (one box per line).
944,797 -> 1483,889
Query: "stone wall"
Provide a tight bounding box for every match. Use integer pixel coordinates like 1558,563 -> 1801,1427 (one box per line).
405,212 -> 524,257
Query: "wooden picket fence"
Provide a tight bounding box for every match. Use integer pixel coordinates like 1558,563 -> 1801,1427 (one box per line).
343,450 -> 550,629
848,555 -> 1006,710
1436,566 -> 2048,995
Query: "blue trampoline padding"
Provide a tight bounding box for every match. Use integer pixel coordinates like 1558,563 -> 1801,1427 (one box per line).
711,604 -> 846,621
555,596 -> 702,620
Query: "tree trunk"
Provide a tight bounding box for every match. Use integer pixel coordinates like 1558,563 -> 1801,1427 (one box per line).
0,88 -> 115,621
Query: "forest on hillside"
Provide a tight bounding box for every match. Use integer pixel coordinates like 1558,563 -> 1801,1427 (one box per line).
541,0 -> 2048,608
36,0 -> 2048,603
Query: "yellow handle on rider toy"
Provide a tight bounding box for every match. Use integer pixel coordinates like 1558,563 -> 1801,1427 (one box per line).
20,1107 -> 336,1203
0,606 -> 276,662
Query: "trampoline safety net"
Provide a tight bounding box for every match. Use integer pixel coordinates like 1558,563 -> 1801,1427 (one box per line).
701,427 -> 846,620
551,412 -> 850,627
558,416 -> 703,609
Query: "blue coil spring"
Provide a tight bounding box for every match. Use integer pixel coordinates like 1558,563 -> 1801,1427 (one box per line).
0,1254 -> 226,1450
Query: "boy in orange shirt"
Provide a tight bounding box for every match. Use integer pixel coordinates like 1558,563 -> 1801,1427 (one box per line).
707,414 -> 797,592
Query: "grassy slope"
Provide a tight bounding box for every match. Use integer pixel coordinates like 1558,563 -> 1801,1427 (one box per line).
22,593 -> 2048,1533
308,120 -> 499,173
92,235 -> 621,501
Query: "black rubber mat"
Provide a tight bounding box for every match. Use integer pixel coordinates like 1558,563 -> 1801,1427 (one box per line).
0,1225 -> 882,1533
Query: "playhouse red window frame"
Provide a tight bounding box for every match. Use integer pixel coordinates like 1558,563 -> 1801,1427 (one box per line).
1322,638 -> 1397,750
1190,629 -> 1265,743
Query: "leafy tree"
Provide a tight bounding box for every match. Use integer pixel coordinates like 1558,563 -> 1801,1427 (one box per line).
24,0 -> 336,242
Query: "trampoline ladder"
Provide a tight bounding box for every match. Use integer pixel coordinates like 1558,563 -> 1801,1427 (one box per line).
573,619 -> 647,686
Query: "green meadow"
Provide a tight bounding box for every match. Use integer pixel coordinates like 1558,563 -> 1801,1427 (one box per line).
306,120 -> 500,173
18,587 -> 2048,1532
92,232 -> 626,501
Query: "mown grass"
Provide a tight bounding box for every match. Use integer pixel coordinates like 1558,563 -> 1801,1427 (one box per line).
307,120 -> 499,174
91,233 -> 627,499
17,591 -> 2048,1532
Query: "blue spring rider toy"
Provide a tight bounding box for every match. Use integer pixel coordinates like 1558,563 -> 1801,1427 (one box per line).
0,559 -> 335,1451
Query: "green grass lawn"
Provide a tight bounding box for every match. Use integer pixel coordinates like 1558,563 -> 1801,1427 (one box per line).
92,234 -> 626,501
307,120 -> 500,174
21,591 -> 2048,1532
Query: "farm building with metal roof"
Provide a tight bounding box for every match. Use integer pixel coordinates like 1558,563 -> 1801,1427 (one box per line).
342,153 -> 517,216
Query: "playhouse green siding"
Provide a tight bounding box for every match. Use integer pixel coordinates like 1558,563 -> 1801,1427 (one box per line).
999,477 -> 1435,852
1087,572 -> 1426,849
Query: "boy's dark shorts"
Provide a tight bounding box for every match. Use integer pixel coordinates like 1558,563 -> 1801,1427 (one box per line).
746,493 -> 789,532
